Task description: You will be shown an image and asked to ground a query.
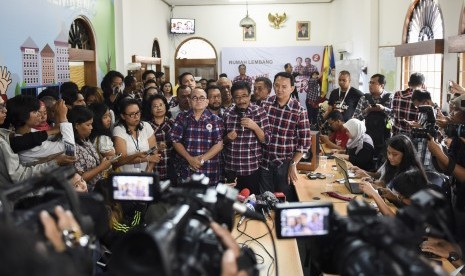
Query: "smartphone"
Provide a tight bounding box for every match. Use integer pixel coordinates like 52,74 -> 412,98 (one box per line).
109,172 -> 159,202
110,153 -> 123,162
448,80 -> 453,92
146,146 -> 158,155
64,141 -> 75,157
275,202 -> 332,239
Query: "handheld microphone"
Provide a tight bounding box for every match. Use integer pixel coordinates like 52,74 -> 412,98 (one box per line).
237,202 -> 256,227
237,188 -> 250,203
236,107 -> 246,131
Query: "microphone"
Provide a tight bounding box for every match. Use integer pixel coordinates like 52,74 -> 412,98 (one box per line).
237,188 -> 250,203
236,107 -> 246,131
262,191 -> 279,209
234,200 -> 264,222
237,202 -> 256,227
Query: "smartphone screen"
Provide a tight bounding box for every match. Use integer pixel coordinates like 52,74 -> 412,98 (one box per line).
64,141 -> 75,156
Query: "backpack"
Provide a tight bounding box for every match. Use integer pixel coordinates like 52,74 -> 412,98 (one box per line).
364,93 -> 391,149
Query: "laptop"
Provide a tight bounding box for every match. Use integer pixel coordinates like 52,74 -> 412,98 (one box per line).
334,157 -> 362,194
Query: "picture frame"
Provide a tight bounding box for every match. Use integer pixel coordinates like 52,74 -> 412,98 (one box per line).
243,25 -> 256,41
296,21 -> 310,40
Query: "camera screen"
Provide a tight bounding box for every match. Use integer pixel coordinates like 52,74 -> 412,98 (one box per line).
279,206 -> 331,237
111,175 -> 154,201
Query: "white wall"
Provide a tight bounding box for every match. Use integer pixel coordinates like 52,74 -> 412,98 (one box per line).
115,0 -> 172,76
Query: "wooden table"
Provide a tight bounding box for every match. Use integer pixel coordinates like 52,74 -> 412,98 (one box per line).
294,157 -> 461,275
232,215 -> 304,276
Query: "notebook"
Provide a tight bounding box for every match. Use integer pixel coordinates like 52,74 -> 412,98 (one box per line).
334,157 -> 362,194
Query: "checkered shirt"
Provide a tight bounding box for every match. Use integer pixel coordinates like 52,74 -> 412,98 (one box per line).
169,109 -> 223,184
223,104 -> 271,176
303,64 -> 319,77
149,118 -> 174,180
232,75 -> 253,89
306,78 -> 321,103
352,90 -> 393,120
261,96 -> 311,168
391,88 -> 419,135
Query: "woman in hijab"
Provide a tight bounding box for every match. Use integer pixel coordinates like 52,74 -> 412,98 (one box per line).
334,118 -> 375,171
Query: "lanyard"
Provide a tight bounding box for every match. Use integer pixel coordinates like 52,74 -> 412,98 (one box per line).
130,130 -> 140,152
338,86 -> 351,106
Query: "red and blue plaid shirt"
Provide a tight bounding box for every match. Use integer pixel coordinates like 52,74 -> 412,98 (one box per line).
170,109 -> 223,184
223,104 -> 271,176
149,118 -> 174,180
232,75 -> 253,89
391,88 -> 419,135
260,96 -> 311,168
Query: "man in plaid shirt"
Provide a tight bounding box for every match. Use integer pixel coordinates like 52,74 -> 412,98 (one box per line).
391,73 -> 425,135
232,64 -> 253,89
170,87 -> 223,185
224,81 -> 270,195
260,72 -> 311,201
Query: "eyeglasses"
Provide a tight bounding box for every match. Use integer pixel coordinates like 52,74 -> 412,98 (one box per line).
190,96 -> 207,102
152,104 -> 165,110
125,111 -> 141,118
234,95 -> 250,101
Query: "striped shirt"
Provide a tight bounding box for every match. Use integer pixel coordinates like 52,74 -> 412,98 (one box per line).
170,109 -> 223,184
261,96 -> 311,168
223,104 -> 271,175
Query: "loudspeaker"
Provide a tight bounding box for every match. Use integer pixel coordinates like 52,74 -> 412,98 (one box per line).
297,131 -> 320,171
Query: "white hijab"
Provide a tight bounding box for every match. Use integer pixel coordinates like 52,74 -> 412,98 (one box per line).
343,119 -> 373,154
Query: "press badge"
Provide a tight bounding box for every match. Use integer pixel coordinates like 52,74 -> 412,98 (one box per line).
206,123 -> 212,132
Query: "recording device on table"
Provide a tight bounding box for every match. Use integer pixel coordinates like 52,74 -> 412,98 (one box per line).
410,105 -> 439,139
109,173 -> 261,276
275,189 -> 455,275
236,188 -> 280,226
297,130 -> 320,171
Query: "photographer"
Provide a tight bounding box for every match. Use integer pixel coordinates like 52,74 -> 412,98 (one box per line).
406,90 -> 437,170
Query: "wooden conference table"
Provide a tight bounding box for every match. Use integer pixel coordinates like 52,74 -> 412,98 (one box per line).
294,156 -> 460,275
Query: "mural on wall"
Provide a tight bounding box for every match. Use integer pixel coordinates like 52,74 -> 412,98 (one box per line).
0,0 -> 116,97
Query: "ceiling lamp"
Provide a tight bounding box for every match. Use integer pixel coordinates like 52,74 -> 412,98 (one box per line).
239,1 -> 256,27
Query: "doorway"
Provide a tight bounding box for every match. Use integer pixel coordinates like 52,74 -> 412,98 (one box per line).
175,37 -> 217,81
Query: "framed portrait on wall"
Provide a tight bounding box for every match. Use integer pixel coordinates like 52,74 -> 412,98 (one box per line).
243,25 -> 256,41
296,21 -> 310,40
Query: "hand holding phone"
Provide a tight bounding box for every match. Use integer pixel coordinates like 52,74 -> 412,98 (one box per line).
146,146 -> 158,155
110,153 -> 123,162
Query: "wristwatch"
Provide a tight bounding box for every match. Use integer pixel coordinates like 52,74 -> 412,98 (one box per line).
200,159 -> 205,165
447,251 -> 460,262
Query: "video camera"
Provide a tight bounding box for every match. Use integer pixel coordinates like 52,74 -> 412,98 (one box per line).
109,173 -> 260,276
411,105 -> 439,139
275,189 -> 453,275
444,124 -> 465,138
0,165 -> 107,239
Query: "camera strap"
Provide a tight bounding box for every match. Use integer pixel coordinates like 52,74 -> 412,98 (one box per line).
338,87 -> 350,107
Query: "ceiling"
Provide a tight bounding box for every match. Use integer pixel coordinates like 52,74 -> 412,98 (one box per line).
162,0 -> 333,6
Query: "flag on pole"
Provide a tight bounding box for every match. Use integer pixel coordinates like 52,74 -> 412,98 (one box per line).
320,46 -> 330,98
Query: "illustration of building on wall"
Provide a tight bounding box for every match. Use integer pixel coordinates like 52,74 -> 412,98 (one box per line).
41,44 -> 56,85
20,37 -> 40,86
54,29 -> 70,84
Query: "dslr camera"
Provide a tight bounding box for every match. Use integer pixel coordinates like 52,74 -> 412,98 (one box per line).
274,189 -> 452,275
410,105 -> 439,139
444,124 -> 465,138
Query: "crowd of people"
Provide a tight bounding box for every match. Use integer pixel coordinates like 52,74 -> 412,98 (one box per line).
0,65 -> 464,274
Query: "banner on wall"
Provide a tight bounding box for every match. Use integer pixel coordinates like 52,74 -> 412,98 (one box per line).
221,46 -> 325,108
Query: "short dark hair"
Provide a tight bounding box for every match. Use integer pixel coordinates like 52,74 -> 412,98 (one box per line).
219,73 -> 228,78
124,75 -> 136,87
5,95 -> 40,128
238,64 -> 246,70
144,79 -> 157,87
408,73 -> 425,87
60,81 -> 79,106
273,72 -> 295,86
231,81 -> 251,96
178,72 -> 194,85
284,63 -> 292,70
177,85 -> 192,95
391,169 -> 427,198
371,74 -> 386,85
327,110 -> 344,122
339,70 -> 351,77
411,89 -> 431,103
206,85 -> 221,97
311,71 -> 319,77
155,71 -> 165,79
142,70 -> 156,81
254,77 -> 272,92
199,78 -> 207,83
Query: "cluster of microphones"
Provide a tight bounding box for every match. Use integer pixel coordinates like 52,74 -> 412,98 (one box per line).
236,188 -> 282,227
